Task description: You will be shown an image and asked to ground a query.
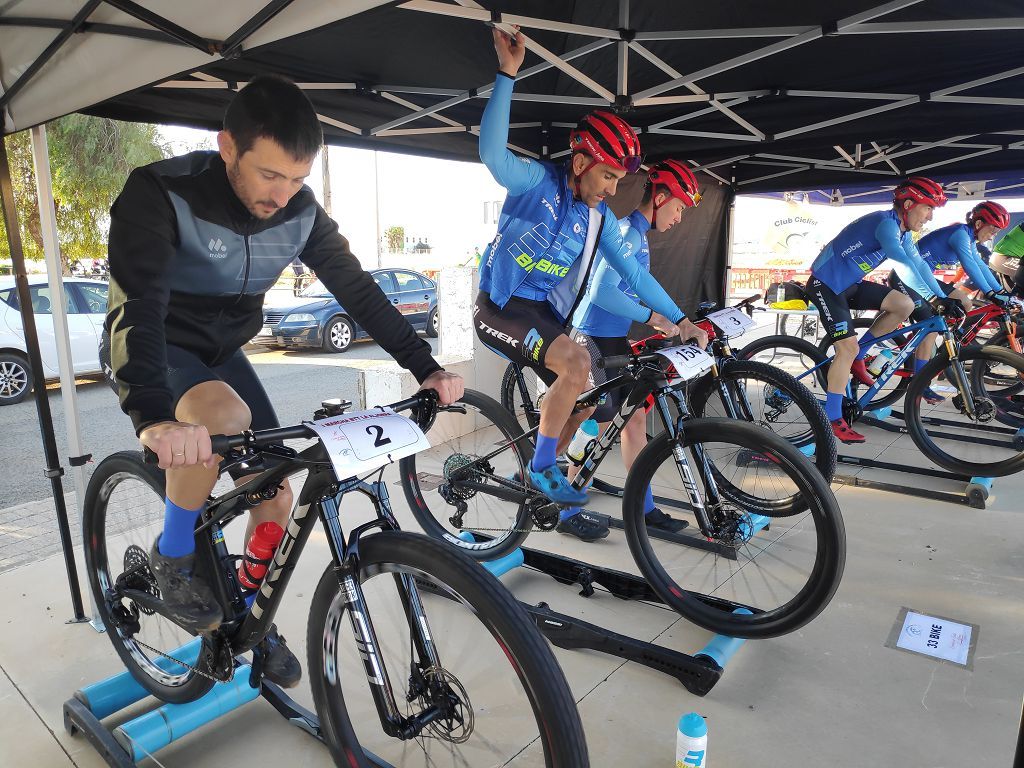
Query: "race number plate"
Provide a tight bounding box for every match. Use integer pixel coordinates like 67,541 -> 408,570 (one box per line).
655,344 -> 714,380
706,306 -> 755,338
306,407 -> 430,478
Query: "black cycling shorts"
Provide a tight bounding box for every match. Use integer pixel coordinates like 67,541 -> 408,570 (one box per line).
886,270 -> 935,322
805,275 -> 894,341
474,292 -> 568,386
576,333 -> 632,422
166,344 -> 280,479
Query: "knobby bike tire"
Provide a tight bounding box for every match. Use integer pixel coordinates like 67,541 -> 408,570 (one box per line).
400,389 -> 535,560
688,358 -> 837,482
977,328 -> 1024,426
622,419 -> 845,639
306,531 -> 588,768
83,451 -> 216,703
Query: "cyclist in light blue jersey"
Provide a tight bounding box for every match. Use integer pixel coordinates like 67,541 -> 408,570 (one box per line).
476,27 -> 700,519
898,201 -> 1011,312
556,160 -> 706,540
805,177 -> 964,444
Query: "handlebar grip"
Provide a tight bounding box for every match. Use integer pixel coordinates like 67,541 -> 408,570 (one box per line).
142,434 -> 243,465
597,354 -> 634,369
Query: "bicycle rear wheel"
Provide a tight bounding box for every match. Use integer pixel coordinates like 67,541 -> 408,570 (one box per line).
976,329 -> 1024,427
623,419 -> 846,639
739,334 -> 828,396
688,358 -> 836,481
308,532 -> 587,768
816,317 -> 910,409
83,452 -> 217,703
906,346 -> 1024,475
500,362 -> 542,431
400,389 -> 534,560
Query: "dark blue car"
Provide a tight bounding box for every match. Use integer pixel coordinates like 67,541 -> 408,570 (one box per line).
257,269 -> 439,353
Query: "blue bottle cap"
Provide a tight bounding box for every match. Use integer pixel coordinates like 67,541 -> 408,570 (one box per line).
678,712 -> 707,737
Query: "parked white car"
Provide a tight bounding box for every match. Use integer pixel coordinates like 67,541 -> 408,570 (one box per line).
0,276 -> 109,405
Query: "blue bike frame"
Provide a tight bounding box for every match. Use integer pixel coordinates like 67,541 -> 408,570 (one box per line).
795,314 -> 950,409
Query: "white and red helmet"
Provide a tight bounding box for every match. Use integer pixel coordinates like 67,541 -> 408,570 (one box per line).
968,201 -> 1010,230
569,110 -> 642,174
893,176 -> 947,209
648,160 -> 701,208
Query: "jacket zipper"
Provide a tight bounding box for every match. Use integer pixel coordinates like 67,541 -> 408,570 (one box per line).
235,234 -> 252,304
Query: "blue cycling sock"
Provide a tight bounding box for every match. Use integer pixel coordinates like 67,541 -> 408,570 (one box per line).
560,506 -> 580,522
642,485 -> 656,515
531,432 -> 559,472
825,391 -> 844,422
914,358 -> 928,374
855,331 -> 877,361
159,499 -> 204,557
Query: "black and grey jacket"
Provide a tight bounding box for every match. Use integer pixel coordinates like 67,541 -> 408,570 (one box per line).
106,151 -> 441,434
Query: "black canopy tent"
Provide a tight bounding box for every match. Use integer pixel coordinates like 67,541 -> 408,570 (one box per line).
3,1 -> 1024,616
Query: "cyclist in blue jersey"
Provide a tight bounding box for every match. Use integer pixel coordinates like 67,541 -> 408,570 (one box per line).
558,160 -> 706,539
895,201 -> 1011,312
477,27 -> 700,518
806,177 -> 964,444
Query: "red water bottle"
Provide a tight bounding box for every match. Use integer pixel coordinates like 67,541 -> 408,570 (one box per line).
238,522 -> 285,589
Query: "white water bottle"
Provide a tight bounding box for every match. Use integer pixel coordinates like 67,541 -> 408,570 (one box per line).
676,712 -> 707,767
867,348 -> 894,376
566,419 -> 598,465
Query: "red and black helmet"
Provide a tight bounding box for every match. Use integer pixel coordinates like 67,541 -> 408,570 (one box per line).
569,110 -> 642,174
893,176 -> 947,209
648,160 -> 701,208
968,200 -> 1010,230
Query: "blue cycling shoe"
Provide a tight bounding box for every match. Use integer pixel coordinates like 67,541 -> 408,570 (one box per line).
528,464 -> 589,506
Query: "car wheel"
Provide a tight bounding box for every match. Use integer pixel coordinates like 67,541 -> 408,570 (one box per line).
0,352 -> 32,405
426,307 -> 439,338
322,316 -> 354,353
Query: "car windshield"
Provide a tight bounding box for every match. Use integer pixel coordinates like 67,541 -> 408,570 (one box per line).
300,279 -> 331,298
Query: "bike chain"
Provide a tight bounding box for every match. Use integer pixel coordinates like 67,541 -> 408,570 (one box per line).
131,637 -> 232,683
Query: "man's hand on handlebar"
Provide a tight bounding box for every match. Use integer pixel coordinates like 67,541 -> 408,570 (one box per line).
985,289 -> 1011,308
419,370 -> 464,406
676,318 -> 709,350
140,421 -> 217,470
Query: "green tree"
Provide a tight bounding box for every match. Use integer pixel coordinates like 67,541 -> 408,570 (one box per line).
384,225 -> 405,253
1,115 -> 168,271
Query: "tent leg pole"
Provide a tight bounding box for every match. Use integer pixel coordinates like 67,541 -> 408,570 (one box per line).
0,134 -> 86,621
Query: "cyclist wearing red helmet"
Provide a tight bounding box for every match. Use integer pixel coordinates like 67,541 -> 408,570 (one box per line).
899,201 -> 1011,312
554,160 -> 706,539
806,176 -> 963,443
475,27 -> 696,508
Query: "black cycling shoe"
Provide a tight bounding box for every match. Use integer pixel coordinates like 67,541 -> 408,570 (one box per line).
148,538 -> 223,634
645,508 -> 689,534
259,624 -> 302,688
555,511 -> 609,542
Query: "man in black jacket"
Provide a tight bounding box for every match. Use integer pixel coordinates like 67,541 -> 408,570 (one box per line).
105,74 -> 462,686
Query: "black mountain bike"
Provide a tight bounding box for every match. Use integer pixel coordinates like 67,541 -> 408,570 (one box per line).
499,296 -> 836,483
402,348 -> 846,639
83,392 -> 587,768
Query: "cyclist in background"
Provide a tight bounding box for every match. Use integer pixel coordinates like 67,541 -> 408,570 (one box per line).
805,177 -> 963,444
901,201 -> 1011,311
476,26 -> 701,514
559,160 -> 705,540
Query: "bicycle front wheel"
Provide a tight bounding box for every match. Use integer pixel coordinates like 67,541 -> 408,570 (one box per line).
688,358 -> 836,482
307,532 -> 587,768
400,389 -> 534,560
83,451 -> 217,703
905,346 -> 1024,476
623,419 -> 846,639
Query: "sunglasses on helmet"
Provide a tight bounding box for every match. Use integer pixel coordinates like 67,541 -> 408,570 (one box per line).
622,155 -> 644,174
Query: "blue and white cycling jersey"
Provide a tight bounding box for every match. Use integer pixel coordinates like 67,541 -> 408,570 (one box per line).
478,73 -> 682,324
913,223 -> 1002,295
810,209 -> 944,298
573,210 -> 655,337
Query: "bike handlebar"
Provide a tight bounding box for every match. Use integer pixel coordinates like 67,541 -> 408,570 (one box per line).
145,390 -> 440,464
598,352 -> 663,369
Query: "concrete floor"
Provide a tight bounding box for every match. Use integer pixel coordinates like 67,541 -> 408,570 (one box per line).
1,416 -> 1023,767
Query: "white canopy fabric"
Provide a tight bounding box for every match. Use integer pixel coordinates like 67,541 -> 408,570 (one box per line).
1,0 -> 391,134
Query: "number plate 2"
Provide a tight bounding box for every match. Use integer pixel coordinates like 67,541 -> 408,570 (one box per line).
306,407 -> 431,478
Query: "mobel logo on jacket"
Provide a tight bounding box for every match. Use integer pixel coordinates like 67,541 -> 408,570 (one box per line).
207,238 -> 228,259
